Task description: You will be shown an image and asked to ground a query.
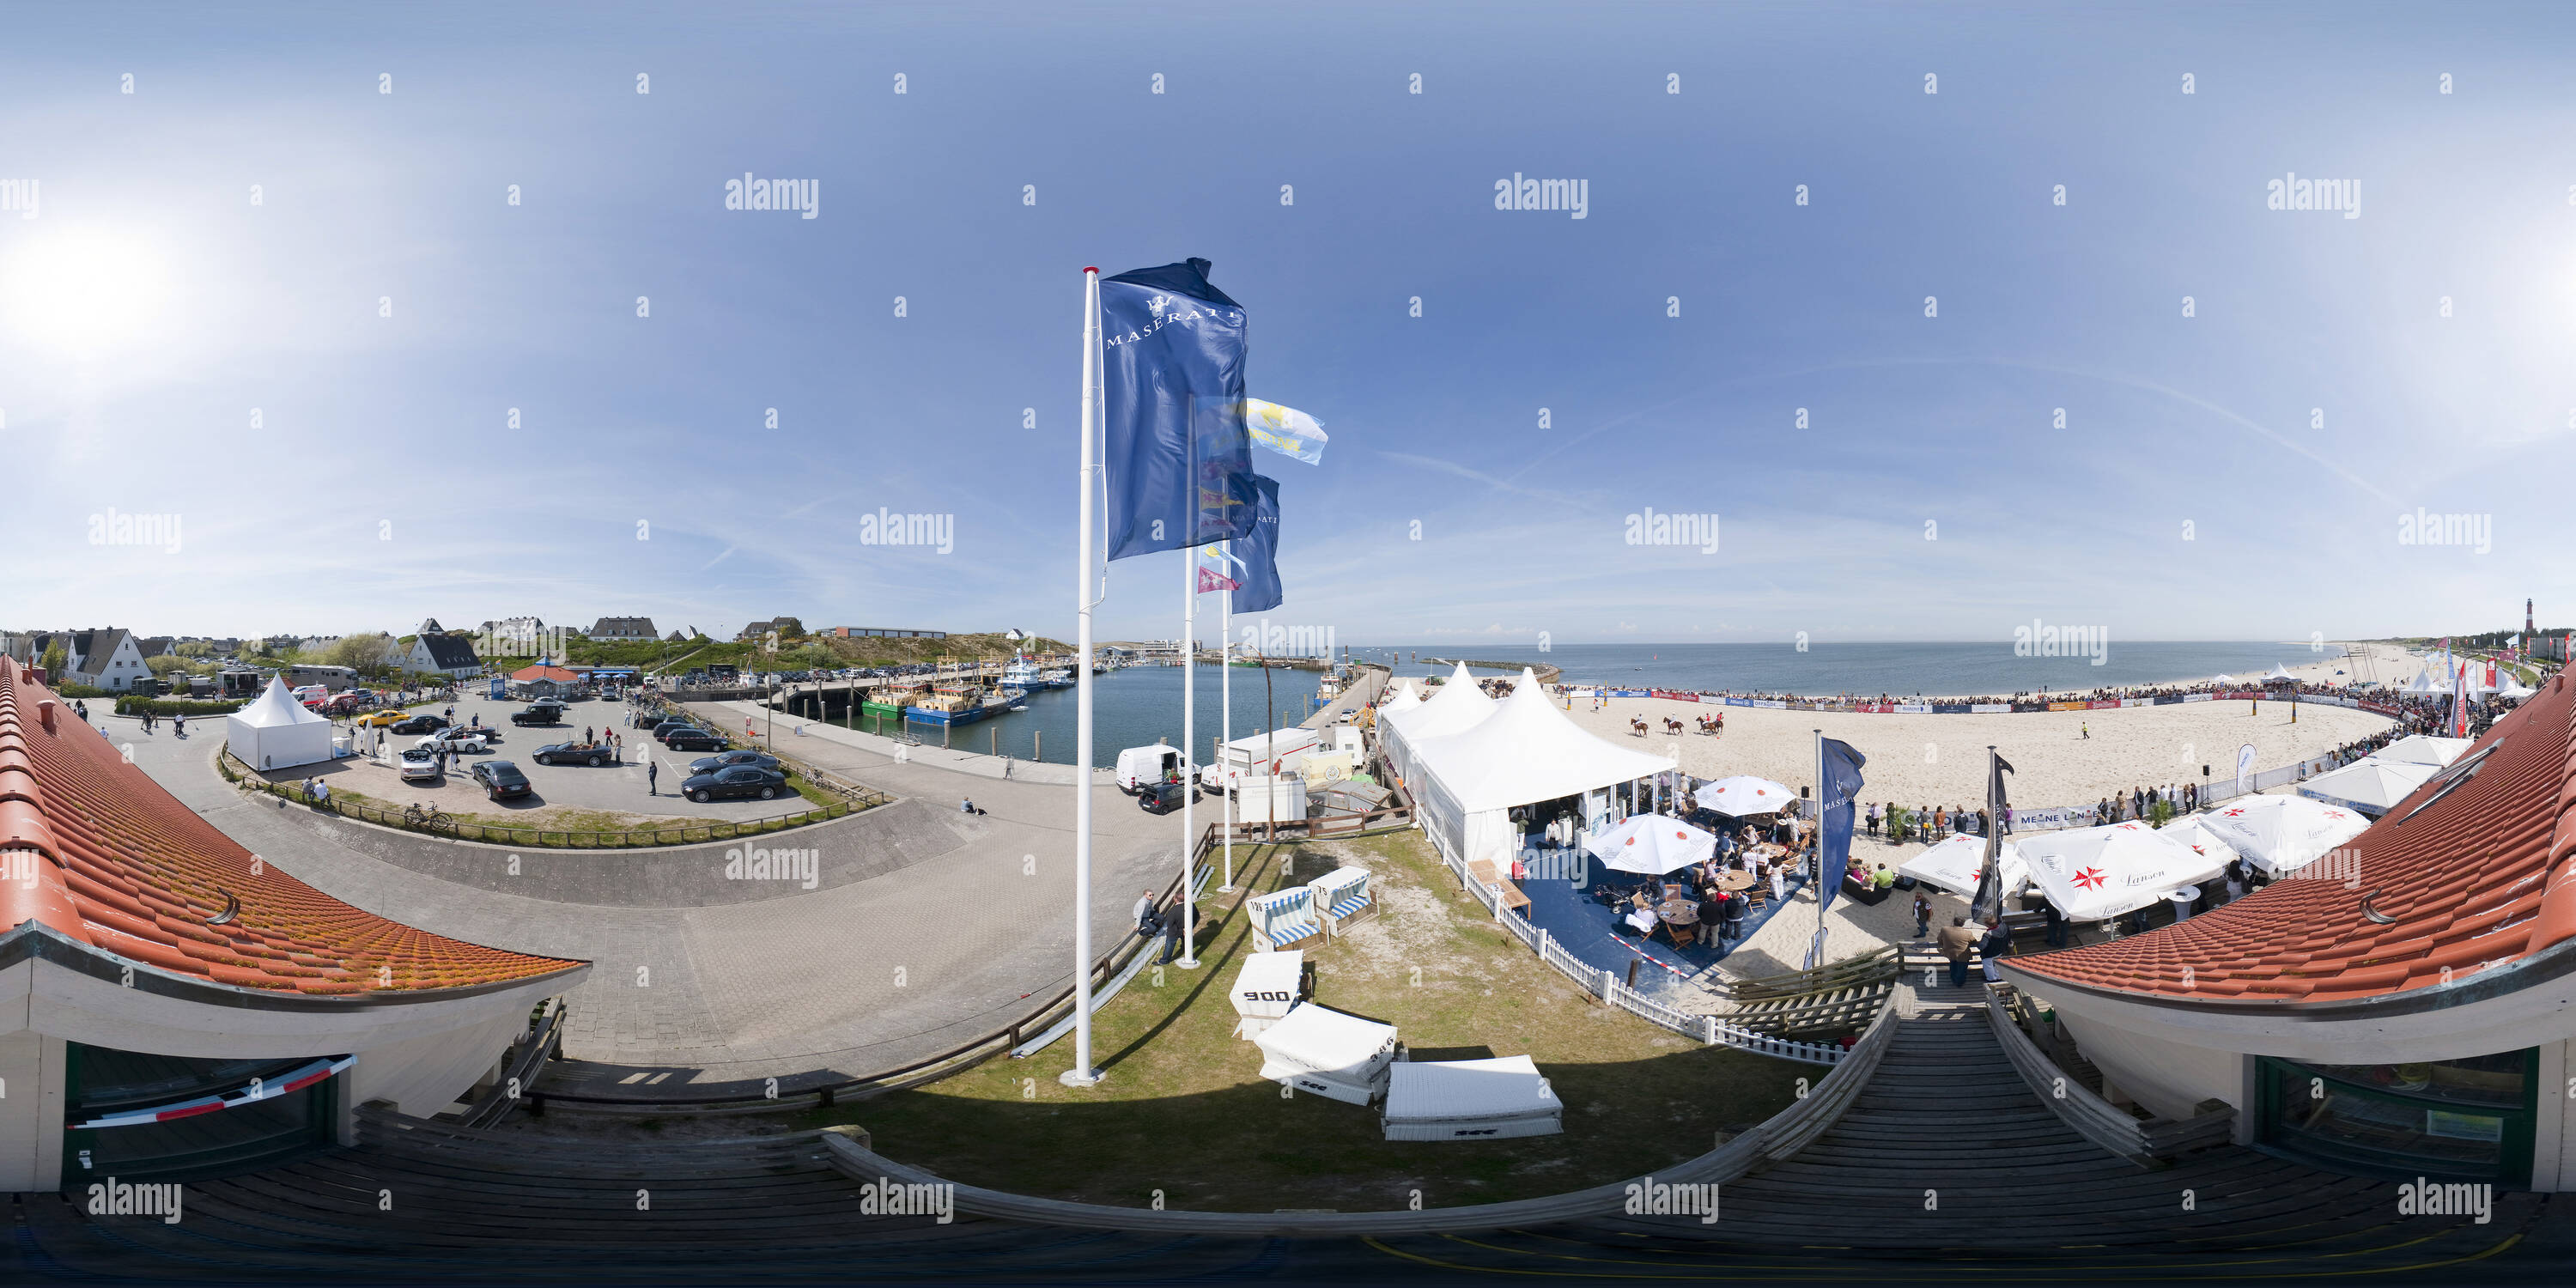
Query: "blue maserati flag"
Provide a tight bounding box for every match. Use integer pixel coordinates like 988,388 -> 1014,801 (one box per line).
1099,258 -> 1257,561
1232,475 -> 1283,613
1815,738 -> 1868,914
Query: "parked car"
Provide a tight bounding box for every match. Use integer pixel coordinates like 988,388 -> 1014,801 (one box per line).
633,710 -> 671,729
397,748 -> 442,783
681,765 -> 787,803
469,761 -> 533,800
511,702 -> 568,726
391,714 -> 450,734
416,730 -> 489,755
688,750 -> 783,775
1138,780 -> 1188,815
650,719 -> 701,742
662,728 -> 726,751
351,709 -> 408,728
532,742 -> 616,767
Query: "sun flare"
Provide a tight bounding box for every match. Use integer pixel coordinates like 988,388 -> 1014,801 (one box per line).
0,228 -> 170,355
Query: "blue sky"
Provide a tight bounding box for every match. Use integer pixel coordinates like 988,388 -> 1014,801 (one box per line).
3,1 -> 2569,644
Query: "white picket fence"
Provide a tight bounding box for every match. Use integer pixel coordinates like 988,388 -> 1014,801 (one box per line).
1427,828 -> 1847,1066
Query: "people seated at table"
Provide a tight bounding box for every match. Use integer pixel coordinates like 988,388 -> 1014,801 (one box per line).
1869,864 -> 1896,891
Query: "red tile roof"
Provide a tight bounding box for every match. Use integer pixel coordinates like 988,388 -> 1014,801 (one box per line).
2006,671 -> 2576,1005
511,665 -> 580,683
0,659 -> 581,995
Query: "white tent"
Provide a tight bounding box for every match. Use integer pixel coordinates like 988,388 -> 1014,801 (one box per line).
1253,1003 -> 1398,1106
2263,664 -> 2298,682
2210,674 -> 2236,685
1381,679 -> 1422,710
225,677 -> 337,771
1898,833 -> 2027,899
1584,813 -> 1715,874
1382,1054 -> 1564,1141
2196,794 -> 2371,876
1408,669 -> 1675,872
2494,682 -> 2538,703
2016,821 -> 2227,921
2404,670 -> 2444,694
1694,775 -> 1796,817
2296,756 -> 2439,817
2371,734 -> 2473,769
1379,663 -> 1493,788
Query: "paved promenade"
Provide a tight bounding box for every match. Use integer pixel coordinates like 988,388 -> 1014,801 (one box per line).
109,709 -> 1193,1095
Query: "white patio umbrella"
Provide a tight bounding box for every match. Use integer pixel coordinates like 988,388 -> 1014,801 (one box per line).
2016,821 -> 2227,921
1694,775 -> 1795,817
1897,833 -> 2027,899
2296,756 -> 2439,817
1583,813 -> 1716,874
2155,816 -> 2238,867
2196,794 -> 2372,876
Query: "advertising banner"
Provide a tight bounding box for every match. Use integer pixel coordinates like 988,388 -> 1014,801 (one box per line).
1649,690 -> 1700,702
2008,805 -> 2093,832
1932,704 -> 1971,714
2047,701 -> 2089,712
1971,703 -> 2011,713
2181,693 -> 2212,703
1751,699 -> 1788,709
2087,700 -> 2123,710
1893,703 -> 1931,714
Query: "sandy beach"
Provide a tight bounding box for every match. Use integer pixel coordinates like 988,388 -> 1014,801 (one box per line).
1546,641 -> 2410,816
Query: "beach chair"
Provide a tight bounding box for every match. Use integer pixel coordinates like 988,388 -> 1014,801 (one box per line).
1250,886 -> 1324,953
1310,866 -> 1376,936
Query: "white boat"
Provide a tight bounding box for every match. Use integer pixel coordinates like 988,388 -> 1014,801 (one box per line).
1000,656 -> 1044,689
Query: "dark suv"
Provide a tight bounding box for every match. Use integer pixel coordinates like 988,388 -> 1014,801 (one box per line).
511,702 -> 568,726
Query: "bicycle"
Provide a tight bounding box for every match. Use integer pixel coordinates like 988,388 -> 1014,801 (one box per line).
403,802 -> 453,831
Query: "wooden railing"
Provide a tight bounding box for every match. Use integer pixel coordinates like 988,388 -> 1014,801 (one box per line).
1983,987 -> 2233,1167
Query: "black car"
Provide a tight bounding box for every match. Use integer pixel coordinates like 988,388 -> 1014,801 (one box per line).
688,750 -> 783,775
681,765 -> 787,803
469,760 -> 533,800
532,742 -> 616,767
632,709 -> 668,729
1139,780 -> 1188,815
511,703 -> 567,726
391,714 -> 451,735
662,728 -> 725,751
650,718 -> 699,741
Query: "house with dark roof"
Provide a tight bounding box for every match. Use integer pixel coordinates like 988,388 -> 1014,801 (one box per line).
2001,669 -> 2576,1191
406,633 -> 482,679
588,617 -> 656,641
61,628 -> 148,691
0,658 -> 586,1187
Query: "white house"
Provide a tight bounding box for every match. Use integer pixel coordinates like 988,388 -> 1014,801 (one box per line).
62,629 -> 149,691
406,634 -> 482,680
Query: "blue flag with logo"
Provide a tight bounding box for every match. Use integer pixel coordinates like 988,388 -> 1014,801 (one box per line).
1100,258 -> 1257,561
1815,738 -> 1868,914
1232,475 -> 1283,613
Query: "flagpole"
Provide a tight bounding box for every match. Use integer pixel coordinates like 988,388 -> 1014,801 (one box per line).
1221,544 -> 1236,892
1063,268 -> 1103,1088
1177,544 -> 1200,969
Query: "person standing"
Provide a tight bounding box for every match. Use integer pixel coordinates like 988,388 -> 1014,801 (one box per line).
1980,917 -> 2011,983
1911,889 -> 1933,939
1937,916 -> 1979,988
1697,888 -> 1726,948
2042,898 -> 2067,948
647,758 -> 659,795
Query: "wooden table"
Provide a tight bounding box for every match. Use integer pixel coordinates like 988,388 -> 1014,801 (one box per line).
1716,871 -> 1757,892
1656,898 -> 1699,925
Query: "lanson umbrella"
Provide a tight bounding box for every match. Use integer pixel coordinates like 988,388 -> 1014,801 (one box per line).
1694,775 -> 1795,817
2017,821 -> 2227,921
1898,833 -> 2028,899
2196,793 -> 2371,876
1584,813 -> 1716,875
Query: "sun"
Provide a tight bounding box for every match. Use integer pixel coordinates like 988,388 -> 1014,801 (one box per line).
0,228 -> 171,356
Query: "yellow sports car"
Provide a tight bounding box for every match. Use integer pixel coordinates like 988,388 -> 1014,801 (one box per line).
350,709 -> 410,727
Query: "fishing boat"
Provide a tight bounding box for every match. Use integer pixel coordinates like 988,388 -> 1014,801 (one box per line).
906,682 -> 1008,726
860,683 -> 928,722
999,655 -> 1045,690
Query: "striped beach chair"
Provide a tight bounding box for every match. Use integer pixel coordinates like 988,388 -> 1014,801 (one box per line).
1250,886 -> 1323,953
1310,866 -> 1376,937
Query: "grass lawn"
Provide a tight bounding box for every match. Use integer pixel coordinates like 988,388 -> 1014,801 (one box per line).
805,829 -> 1806,1212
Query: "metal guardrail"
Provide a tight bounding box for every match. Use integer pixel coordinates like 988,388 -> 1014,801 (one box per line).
1983,987 -> 2233,1167
458,999 -> 567,1128
815,999 -> 1897,1236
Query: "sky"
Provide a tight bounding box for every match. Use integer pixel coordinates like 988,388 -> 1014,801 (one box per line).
2,1 -> 2570,646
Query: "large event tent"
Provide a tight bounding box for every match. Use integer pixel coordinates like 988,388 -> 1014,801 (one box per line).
2296,756 -> 2440,816
2371,734 -> 2472,769
225,677 -> 337,771
1379,663 -> 1493,788
2017,821 -> 2227,921
1407,669 -> 1674,870
2196,794 -> 2370,876
1899,833 -> 2028,899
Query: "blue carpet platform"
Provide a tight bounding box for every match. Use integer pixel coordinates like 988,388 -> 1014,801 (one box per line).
1513,846 -> 1812,1001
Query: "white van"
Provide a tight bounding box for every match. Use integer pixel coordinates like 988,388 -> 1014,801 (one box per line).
1115,741 -> 1188,794
1201,727 -> 1324,793
290,684 -> 330,706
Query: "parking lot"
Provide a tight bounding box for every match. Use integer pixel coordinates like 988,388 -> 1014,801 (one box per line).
309,698 -> 812,827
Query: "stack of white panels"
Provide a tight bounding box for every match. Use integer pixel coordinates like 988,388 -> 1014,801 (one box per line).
1382,1054 -> 1564,1141
1253,1003 -> 1398,1106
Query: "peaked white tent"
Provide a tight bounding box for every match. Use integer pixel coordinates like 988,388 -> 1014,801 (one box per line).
2016,821 -> 2227,921
1584,813 -> 1715,875
2371,734 -> 2473,769
2404,670 -> 2444,694
2296,756 -> 2439,817
226,677 -> 337,771
1898,833 -> 2028,899
2263,664 -> 2298,682
2494,682 -> 2538,704
2196,794 -> 2372,876
2210,674 -> 2236,685
1408,670 -> 1676,871
1379,663 -> 1493,788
